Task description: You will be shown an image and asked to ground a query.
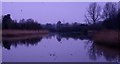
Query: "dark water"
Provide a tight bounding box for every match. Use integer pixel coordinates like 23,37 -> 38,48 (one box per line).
2,33 -> 120,62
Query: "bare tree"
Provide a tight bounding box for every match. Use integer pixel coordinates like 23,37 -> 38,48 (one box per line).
102,2 -> 118,20
85,2 -> 101,24
118,2 -> 120,15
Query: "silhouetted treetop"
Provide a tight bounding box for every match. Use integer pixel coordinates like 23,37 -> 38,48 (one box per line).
85,2 -> 119,29
85,2 -> 101,24
2,14 -> 42,30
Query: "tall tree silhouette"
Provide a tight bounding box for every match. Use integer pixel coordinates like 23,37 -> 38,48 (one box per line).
102,2 -> 119,29
2,14 -> 13,29
102,2 -> 118,20
85,2 -> 101,24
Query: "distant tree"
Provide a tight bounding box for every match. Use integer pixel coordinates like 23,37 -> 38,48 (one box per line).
57,21 -> 62,31
118,2 -> 120,20
85,2 -> 101,24
19,19 -> 25,23
118,2 -> 120,29
102,2 -> 118,20
2,14 -> 13,29
57,21 -> 62,25
65,22 -> 69,26
118,2 -> 120,21
73,22 -> 78,25
2,14 -> 42,30
102,2 -> 119,29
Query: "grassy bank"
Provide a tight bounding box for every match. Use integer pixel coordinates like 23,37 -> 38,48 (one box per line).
2,34 -> 48,41
2,30 -> 49,36
93,29 -> 120,46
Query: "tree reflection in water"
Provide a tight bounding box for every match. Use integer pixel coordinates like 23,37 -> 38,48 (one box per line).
2,37 -> 43,50
88,42 -> 120,62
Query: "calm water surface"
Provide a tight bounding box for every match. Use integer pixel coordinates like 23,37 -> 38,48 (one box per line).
2,33 -> 120,62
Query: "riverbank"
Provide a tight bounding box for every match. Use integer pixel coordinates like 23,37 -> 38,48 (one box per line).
93,29 -> 120,46
1,29 -> 120,47
2,30 -> 49,36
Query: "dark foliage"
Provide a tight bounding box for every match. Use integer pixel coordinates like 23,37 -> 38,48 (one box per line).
101,2 -> 119,29
2,14 -> 42,30
2,37 -> 42,50
102,11 -> 119,29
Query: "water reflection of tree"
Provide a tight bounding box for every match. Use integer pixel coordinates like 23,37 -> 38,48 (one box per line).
2,37 -> 43,50
88,42 -> 120,62
56,36 -> 62,42
45,33 -> 55,39
56,32 -> 91,41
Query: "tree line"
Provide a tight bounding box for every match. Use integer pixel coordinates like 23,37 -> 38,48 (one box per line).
2,14 -> 42,30
2,2 -> 120,31
85,2 -> 119,29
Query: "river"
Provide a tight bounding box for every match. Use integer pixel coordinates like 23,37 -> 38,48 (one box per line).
2,33 -> 120,62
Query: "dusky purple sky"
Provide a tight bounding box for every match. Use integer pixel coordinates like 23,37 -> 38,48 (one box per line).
2,2 -> 105,24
